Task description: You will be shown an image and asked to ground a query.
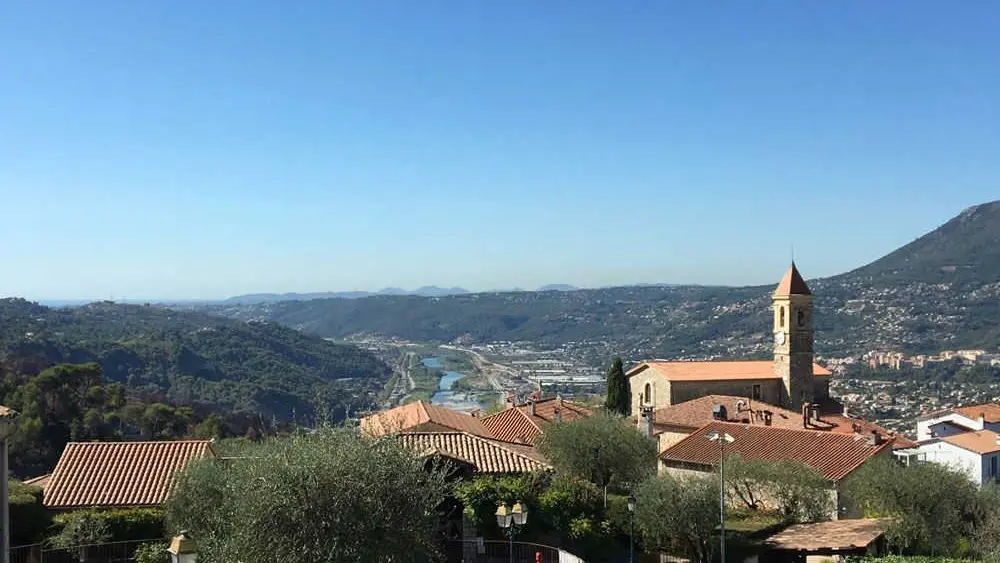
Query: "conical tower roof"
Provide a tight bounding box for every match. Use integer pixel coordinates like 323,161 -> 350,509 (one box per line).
774,263 -> 812,296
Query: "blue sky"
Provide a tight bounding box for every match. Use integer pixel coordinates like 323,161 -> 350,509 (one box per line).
1,1 -> 997,300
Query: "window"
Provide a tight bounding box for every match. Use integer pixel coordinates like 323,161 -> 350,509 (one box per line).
779,306 -> 785,328
797,309 -> 806,327
752,384 -> 761,401
643,383 -> 652,405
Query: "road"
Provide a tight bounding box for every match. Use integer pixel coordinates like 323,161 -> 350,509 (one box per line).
383,351 -> 417,407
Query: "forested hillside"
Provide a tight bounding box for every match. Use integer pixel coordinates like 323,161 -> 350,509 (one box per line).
204,201 -> 1000,360
0,299 -> 391,424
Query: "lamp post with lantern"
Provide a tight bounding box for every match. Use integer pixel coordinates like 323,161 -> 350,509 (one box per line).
1,406 -> 20,563
707,430 -> 735,563
167,531 -> 198,563
495,501 -> 528,563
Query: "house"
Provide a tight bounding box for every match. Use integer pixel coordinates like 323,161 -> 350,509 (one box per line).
628,264 -> 835,417
915,402 -> 1000,441
644,394 -> 912,451
895,429 -> 1000,486
659,421 -> 894,518
43,440 -> 216,509
397,432 -> 551,475
481,396 -> 592,444
360,400 -> 493,439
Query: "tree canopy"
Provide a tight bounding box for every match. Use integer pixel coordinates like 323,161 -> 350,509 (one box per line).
604,357 -> 628,415
536,411 -> 657,494
634,473 -> 720,563
165,428 -> 452,563
725,454 -> 833,524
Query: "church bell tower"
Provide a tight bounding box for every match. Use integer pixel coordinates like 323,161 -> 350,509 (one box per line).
772,263 -> 815,408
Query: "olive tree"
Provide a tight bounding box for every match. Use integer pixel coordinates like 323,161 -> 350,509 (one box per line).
165,428 -> 452,563
536,411 -> 657,503
634,474 -> 719,563
725,454 -> 833,523
844,456 -> 979,556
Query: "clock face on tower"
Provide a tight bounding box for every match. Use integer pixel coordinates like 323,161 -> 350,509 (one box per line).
774,330 -> 786,345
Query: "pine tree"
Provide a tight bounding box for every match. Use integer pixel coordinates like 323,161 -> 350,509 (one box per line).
604,356 -> 628,415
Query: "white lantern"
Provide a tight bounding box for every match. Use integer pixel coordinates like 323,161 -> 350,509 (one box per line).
167,531 -> 198,563
511,501 -> 528,527
495,503 -> 512,529
0,406 -> 17,441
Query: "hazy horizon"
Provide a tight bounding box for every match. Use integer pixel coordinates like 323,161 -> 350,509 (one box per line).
3,2 -> 998,300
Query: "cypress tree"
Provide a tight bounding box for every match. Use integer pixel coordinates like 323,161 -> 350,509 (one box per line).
604,356 -> 628,415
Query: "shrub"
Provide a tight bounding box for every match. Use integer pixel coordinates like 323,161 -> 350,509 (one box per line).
51,508 -> 165,544
133,542 -> 170,563
9,480 -> 50,546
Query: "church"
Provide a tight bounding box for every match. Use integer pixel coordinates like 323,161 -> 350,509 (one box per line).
626,263 -> 835,416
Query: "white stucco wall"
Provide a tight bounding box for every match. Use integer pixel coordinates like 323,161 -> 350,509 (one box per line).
917,413 -> 982,441
914,440 -> 984,484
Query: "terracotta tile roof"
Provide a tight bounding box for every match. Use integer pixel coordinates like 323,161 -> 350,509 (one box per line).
764,518 -> 891,552
397,432 -> 551,474
628,360 -> 831,381
22,474 -> 51,492
955,403 -> 1000,423
360,401 -> 493,438
650,396 -> 912,448
44,440 -> 216,509
482,398 -> 592,444
659,421 -> 890,482
774,263 -> 812,296
941,429 -> 1000,455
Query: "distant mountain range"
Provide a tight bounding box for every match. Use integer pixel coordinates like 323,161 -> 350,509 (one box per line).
201,201 -> 1000,361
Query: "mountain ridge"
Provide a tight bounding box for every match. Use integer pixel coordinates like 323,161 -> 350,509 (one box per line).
201,201 -> 1000,361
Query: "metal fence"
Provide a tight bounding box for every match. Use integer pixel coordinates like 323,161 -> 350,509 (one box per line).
446,539 -> 580,563
10,539 -> 160,563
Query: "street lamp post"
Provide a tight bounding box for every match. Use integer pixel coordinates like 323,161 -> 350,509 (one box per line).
626,493 -> 636,563
1,406 -> 20,563
495,501 -> 528,563
707,431 -> 734,563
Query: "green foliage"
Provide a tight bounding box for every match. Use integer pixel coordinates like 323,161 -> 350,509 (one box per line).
634,473 -> 720,563
165,428 -> 452,563
0,298 -> 391,432
604,357 -> 628,415
536,411 -> 657,492
133,542 -> 170,563
9,480 -> 50,546
844,457 -> 981,556
724,454 -> 832,524
51,508 -> 165,544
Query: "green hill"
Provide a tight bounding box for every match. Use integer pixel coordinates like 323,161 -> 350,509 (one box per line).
203,201 -> 1000,360
0,299 -> 391,420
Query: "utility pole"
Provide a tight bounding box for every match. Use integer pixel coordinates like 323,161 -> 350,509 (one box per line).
707,431 -> 735,563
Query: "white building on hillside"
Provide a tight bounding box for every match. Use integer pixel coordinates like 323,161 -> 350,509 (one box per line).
916,403 -> 1000,441
897,430 -> 1000,486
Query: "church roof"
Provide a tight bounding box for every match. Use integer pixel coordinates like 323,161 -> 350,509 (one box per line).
627,360 -> 831,381
774,263 -> 812,296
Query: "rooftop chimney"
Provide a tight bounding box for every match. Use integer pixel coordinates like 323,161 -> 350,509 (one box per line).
527,401 -> 536,417
980,412 -> 987,428
763,411 -> 773,426
554,406 -> 562,423
802,402 -> 811,428
868,430 -> 882,446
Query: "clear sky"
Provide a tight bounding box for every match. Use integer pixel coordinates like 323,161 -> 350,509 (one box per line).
1,1 -> 998,300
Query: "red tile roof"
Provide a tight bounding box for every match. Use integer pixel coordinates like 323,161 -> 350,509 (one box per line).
22,474 -> 51,492
774,263 -> 812,296
941,429 -> 1000,455
44,441 -> 216,509
659,421 -> 890,482
955,403 -> 1000,424
398,432 -> 551,474
360,401 -> 493,438
628,360 -> 831,381
482,398 -> 592,444
650,396 -> 912,448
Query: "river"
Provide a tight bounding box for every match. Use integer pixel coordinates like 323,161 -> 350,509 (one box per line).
422,357 -> 484,412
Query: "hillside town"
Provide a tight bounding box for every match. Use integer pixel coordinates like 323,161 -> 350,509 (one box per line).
9,264 -> 1000,563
